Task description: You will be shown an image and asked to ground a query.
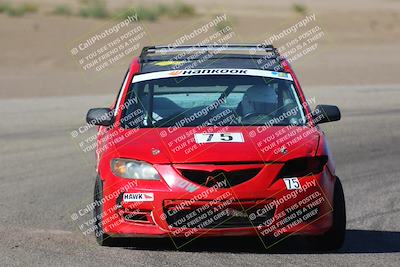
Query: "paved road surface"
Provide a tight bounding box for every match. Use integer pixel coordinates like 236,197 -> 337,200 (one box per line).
1,85 -> 399,266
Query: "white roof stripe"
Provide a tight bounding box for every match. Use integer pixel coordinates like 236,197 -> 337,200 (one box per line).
132,68 -> 293,83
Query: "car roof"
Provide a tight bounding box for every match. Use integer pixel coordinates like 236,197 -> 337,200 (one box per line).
138,44 -> 285,73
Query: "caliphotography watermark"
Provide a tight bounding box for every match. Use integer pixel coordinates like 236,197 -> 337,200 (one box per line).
251,13 -> 325,70
70,14 -> 146,73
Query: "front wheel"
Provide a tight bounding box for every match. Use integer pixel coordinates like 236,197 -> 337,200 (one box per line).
93,176 -> 116,246
311,176 -> 346,251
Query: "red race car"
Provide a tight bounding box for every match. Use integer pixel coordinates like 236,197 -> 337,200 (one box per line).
86,44 -> 345,250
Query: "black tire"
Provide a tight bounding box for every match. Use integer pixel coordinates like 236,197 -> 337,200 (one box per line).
93,176 -> 116,246
312,177 -> 346,251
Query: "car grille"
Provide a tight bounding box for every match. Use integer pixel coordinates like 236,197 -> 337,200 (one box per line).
177,168 -> 261,188
163,199 -> 275,229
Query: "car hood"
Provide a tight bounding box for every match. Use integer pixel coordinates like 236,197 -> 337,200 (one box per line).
113,126 -> 320,164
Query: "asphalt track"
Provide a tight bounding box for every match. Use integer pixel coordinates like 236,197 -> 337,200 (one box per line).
1,85 -> 400,266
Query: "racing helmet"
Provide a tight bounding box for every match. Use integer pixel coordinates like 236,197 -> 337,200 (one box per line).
241,84 -> 278,116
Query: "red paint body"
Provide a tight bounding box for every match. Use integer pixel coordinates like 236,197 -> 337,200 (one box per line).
94,57 -> 337,238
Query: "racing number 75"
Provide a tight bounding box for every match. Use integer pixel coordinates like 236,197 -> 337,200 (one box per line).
283,177 -> 302,190
205,133 -> 233,142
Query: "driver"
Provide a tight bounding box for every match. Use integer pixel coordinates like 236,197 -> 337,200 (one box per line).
239,84 -> 278,118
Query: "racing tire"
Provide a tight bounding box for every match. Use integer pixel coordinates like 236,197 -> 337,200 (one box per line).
311,176 -> 346,251
93,175 -> 117,246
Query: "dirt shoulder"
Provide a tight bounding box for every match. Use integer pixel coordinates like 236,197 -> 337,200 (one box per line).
0,0 -> 399,99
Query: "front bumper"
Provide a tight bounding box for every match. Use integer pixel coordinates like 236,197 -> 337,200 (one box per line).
100,164 -> 335,239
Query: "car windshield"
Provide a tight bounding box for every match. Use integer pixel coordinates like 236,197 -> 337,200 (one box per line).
120,74 -> 306,128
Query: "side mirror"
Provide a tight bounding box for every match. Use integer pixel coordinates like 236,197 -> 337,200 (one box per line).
86,108 -> 113,126
313,105 -> 341,124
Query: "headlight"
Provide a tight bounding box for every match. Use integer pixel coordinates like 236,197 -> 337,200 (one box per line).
111,159 -> 160,180
277,156 -> 328,178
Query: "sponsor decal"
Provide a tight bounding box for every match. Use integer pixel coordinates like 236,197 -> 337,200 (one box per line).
123,192 -> 154,202
177,180 -> 200,192
271,71 -> 289,78
169,70 -> 183,76
154,61 -> 185,66
224,208 -> 248,218
132,68 -> 293,83
280,146 -> 288,155
151,148 -> 161,155
194,133 -> 244,144
168,69 -> 248,76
